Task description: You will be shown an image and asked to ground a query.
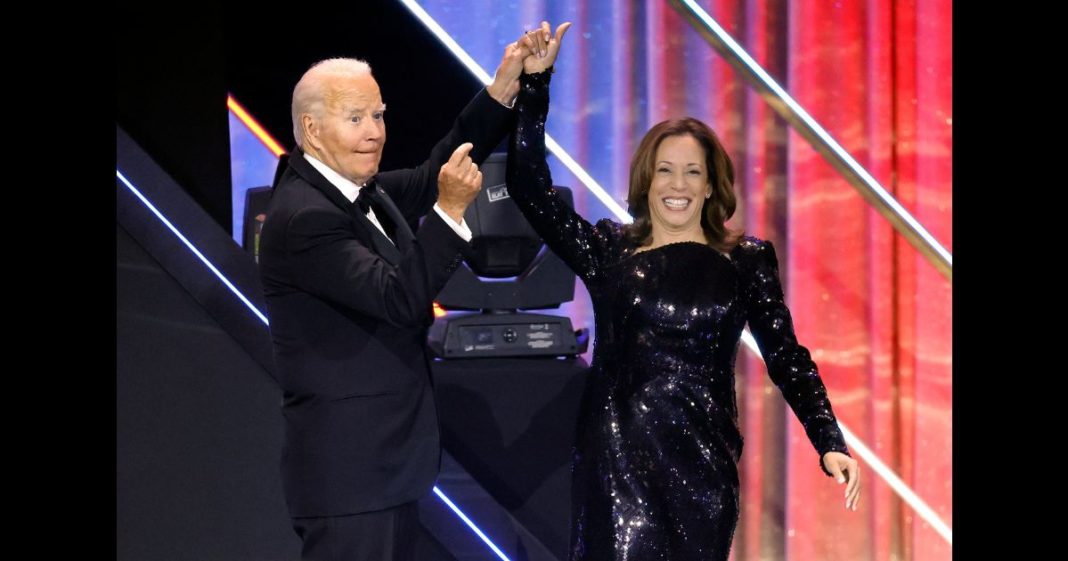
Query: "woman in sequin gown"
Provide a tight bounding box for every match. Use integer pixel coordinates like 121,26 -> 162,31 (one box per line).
506,26 -> 861,561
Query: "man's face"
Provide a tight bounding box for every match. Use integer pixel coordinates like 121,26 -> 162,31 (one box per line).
308,73 -> 386,185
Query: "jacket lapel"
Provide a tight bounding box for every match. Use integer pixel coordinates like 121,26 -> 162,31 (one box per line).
286,148 -> 404,265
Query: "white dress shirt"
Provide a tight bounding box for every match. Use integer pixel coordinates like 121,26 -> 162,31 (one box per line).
303,153 -> 472,243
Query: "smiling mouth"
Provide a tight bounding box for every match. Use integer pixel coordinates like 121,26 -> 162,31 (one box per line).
662,197 -> 692,210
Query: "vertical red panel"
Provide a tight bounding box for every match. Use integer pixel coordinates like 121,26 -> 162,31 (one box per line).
912,0 -> 952,559
786,0 -> 875,559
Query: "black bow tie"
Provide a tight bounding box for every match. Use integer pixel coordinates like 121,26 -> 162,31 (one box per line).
354,182 -> 399,244
354,183 -> 380,214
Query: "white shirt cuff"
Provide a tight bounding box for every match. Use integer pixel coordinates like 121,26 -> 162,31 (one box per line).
433,203 -> 473,242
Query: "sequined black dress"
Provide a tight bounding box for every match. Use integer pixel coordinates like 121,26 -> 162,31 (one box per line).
505,71 -> 850,561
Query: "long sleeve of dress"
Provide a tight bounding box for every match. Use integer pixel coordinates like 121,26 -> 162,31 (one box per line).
741,238 -> 851,475
506,70 -> 621,283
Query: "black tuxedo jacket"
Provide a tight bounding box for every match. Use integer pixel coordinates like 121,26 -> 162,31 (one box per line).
259,89 -> 514,517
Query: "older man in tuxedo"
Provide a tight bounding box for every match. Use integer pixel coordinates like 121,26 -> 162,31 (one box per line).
258,22 -> 566,561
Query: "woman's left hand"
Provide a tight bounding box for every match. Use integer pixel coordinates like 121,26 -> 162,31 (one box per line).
822,451 -> 861,511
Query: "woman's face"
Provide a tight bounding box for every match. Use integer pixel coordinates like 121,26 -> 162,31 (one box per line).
646,134 -> 711,238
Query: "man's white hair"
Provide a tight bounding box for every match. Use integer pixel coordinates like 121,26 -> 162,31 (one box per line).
291,58 -> 373,148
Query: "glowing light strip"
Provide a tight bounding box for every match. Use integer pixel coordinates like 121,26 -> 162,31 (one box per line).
116,169 -> 270,326
399,0 -> 632,223
432,486 -> 512,561
838,423 -> 953,544
677,0 -> 950,268
228,95 -> 287,157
